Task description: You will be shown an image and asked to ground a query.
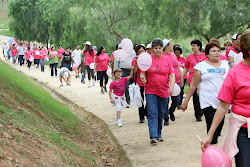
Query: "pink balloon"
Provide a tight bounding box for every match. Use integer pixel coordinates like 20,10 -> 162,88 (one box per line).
106,68 -> 112,76
45,56 -> 49,61
137,53 -> 152,71
202,146 -> 231,167
172,83 -> 181,96
121,38 -> 133,53
72,64 -> 79,70
52,51 -> 57,57
89,63 -> 95,69
114,49 -> 129,61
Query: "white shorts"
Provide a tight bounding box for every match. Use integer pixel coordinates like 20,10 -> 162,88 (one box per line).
112,93 -> 127,111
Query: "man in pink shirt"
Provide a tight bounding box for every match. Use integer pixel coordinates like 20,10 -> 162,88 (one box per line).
182,40 -> 207,122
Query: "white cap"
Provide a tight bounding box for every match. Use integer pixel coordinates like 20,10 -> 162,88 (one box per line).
84,41 -> 91,45
146,44 -> 152,49
163,38 -> 172,49
118,44 -> 122,49
231,34 -> 238,40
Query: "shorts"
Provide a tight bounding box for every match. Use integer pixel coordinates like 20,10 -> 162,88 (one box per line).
112,93 -> 127,111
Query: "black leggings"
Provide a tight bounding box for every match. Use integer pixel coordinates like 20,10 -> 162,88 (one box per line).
202,106 -> 225,144
139,86 -> 147,120
85,65 -> 94,80
50,63 -> 58,76
97,71 -> 108,87
27,60 -> 31,68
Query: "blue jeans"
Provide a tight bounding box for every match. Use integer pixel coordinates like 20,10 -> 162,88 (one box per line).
40,59 -> 45,72
12,56 -> 16,65
81,71 -> 85,83
19,55 -> 24,66
146,94 -> 169,139
235,127 -> 250,167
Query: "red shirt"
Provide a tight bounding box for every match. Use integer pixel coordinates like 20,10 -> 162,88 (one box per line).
225,46 -> 234,59
39,49 -> 47,60
11,48 -> 17,56
178,57 -> 187,79
132,57 -> 143,87
95,53 -> 109,71
220,54 -> 228,61
109,77 -> 128,96
25,50 -> 32,60
217,62 -> 250,128
145,55 -> 174,98
33,49 -> 40,59
84,50 -> 96,66
57,48 -> 65,58
163,52 -> 180,83
185,53 -> 207,85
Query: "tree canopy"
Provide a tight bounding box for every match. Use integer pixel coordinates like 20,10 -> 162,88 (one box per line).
8,0 -> 250,53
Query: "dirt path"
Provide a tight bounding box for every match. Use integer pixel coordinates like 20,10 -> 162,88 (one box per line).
0,35 -> 233,167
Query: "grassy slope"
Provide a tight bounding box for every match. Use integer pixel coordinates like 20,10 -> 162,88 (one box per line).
0,59 -> 96,166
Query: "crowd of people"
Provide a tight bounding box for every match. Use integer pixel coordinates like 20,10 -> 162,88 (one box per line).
2,28 -> 250,167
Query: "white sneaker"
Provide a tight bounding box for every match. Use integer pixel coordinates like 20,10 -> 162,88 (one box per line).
92,81 -> 95,87
116,119 -> 122,127
88,83 -> 92,88
60,83 -> 63,87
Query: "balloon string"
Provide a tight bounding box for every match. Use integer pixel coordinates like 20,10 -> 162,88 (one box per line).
196,135 -> 202,141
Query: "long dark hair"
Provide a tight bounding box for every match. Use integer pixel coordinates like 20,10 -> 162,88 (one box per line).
96,46 -> 104,56
86,45 -> 93,55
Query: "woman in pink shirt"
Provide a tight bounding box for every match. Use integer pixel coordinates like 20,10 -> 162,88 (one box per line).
201,29 -> 250,167
162,39 -> 183,125
10,44 -> 17,66
39,46 -> 47,72
57,45 -> 65,68
25,46 -> 32,70
94,46 -> 110,94
132,44 -> 147,123
182,40 -> 207,122
32,45 -> 40,68
174,47 -> 188,108
140,38 -> 175,145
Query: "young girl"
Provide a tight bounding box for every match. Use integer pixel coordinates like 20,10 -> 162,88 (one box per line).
109,68 -> 134,127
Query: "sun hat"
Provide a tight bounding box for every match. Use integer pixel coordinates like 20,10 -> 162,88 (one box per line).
84,41 -> 91,45
146,44 -> 152,49
231,34 -> 238,40
163,38 -> 172,49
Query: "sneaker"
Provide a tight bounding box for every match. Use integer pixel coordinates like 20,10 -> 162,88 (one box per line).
101,89 -> 104,94
139,119 -> 145,123
164,120 -> 169,126
55,76 -> 58,78
92,81 -> 95,87
150,138 -> 158,145
116,119 -> 122,127
177,105 -> 181,110
104,87 -> 107,92
67,83 -> 71,86
196,118 -> 202,122
157,137 -> 164,142
51,76 -> 54,78
60,83 -> 63,87
77,75 -> 80,78
126,104 -> 130,108
88,83 -> 92,88
169,112 -> 175,121
75,75 -> 77,78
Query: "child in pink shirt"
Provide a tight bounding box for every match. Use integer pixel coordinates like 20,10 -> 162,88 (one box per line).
109,68 -> 134,127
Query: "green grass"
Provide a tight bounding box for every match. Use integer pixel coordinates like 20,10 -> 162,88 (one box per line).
0,59 -> 95,165
0,29 -> 14,37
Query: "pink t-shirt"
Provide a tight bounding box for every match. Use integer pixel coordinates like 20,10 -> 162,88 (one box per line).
57,48 -> 65,58
225,46 -> 234,59
25,50 -> 32,60
11,48 -> 17,56
178,57 -> 187,79
33,49 -> 40,59
39,49 -> 46,60
48,48 -> 51,53
84,49 -> 96,66
109,77 -> 128,96
185,53 -> 207,85
217,62 -> 250,128
220,54 -> 228,61
95,53 -> 109,71
110,51 -> 115,61
145,55 -> 174,98
132,57 -> 143,87
163,52 -> 180,83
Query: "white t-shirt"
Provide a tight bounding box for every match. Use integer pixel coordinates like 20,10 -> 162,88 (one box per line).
228,49 -> 243,65
59,67 -> 71,77
72,49 -> 82,65
194,60 -> 229,109
17,46 -> 25,55
3,44 -> 9,53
